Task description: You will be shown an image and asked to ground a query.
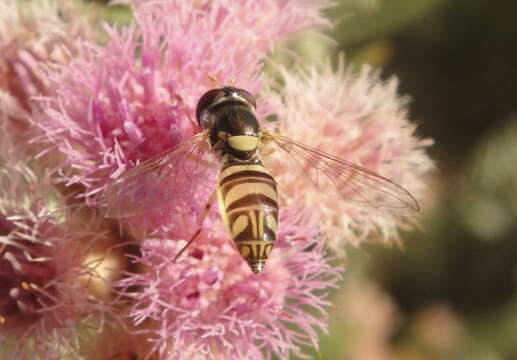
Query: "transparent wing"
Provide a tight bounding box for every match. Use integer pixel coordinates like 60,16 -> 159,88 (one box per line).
95,132 -> 218,218
264,132 -> 419,211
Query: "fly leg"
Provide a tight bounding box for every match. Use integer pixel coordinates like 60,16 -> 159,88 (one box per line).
207,74 -> 235,87
173,190 -> 217,261
208,74 -> 221,88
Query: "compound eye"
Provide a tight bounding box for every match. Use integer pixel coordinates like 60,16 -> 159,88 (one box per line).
196,88 -> 224,128
235,89 -> 257,109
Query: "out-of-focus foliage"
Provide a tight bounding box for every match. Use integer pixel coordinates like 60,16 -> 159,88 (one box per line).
334,0 -> 448,47
464,120 -> 517,241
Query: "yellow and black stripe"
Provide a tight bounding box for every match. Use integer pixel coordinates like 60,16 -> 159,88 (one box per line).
217,157 -> 279,274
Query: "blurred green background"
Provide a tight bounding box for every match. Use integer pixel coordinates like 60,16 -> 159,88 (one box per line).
92,0 -> 517,358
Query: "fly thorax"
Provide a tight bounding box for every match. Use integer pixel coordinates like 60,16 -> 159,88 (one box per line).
211,104 -> 260,159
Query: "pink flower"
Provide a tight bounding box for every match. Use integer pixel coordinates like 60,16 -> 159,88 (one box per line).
33,0 -> 330,208
0,162 -> 114,359
0,0 -> 91,152
264,60 -> 434,252
117,206 -> 341,360
334,277 -> 399,360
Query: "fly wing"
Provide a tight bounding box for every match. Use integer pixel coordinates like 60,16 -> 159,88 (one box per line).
264,132 -> 419,211
95,132 -> 218,219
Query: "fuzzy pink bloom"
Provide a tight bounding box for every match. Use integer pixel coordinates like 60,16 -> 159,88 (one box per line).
118,206 -> 341,360
29,2 -> 338,357
335,278 -> 399,360
0,0 -> 90,149
264,61 -> 434,251
0,163 -> 114,359
33,0 -> 330,208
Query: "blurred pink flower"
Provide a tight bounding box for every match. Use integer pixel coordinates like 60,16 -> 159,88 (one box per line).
33,0 -> 330,207
0,0 -> 91,150
336,278 -> 399,360
118,206 -> 341,360
0,163 -> 114,359
265,61 -> 434,251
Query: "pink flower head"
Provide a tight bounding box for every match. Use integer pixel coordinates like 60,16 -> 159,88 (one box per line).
118,206 -> 341,360
264,60 -> 434,251
0,0 -> 91,149
0,163 -> 113,358
33,0 -> 330,213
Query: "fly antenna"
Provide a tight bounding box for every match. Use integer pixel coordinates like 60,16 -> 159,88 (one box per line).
208,74 -> 221,88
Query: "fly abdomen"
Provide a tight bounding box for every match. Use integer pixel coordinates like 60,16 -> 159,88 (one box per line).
217,158 -> 279,274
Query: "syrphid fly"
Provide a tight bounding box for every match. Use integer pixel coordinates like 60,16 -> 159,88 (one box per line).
97,86 -> 418,274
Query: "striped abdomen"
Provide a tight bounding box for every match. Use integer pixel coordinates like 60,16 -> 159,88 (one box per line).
217,159 -> 279,274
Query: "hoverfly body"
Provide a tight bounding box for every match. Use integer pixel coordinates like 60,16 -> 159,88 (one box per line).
98,86 -> 419,274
